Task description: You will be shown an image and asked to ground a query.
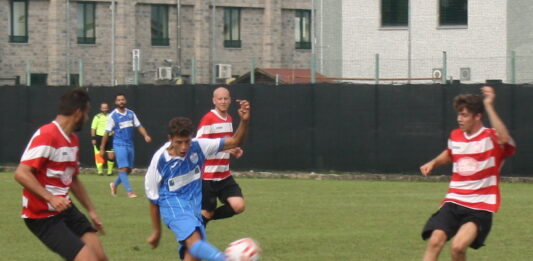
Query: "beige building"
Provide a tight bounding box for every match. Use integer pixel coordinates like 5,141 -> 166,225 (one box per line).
0,0 -> 313,86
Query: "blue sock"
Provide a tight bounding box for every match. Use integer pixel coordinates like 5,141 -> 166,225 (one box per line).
118,172 -> 132,192
190,240 -> 225,261
114,176 -> 121,187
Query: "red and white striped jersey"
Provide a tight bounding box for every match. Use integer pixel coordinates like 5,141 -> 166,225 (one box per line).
19,121 -> 80,219
196,110 -> 233,180
443,127 -> 516,213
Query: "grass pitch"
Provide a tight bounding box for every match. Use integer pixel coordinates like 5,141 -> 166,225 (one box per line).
0,172 -> 532,260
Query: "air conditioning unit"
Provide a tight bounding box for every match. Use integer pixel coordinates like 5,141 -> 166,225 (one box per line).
157,67 -> 172,80
460,67 -> 471,81
216,64 -> 232,79
432,68 -> 443,79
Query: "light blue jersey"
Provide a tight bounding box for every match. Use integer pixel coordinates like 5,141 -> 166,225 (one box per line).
106,108 -> 141,146
145,138 -> 224,241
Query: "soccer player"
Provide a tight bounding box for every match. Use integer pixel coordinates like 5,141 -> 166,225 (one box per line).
419,86 -> 516,261
144,99 -> 251,261
100,93 -> 152,198
196,87 -> 245,225
91,102 -> 115,176
14,88 -> 107,261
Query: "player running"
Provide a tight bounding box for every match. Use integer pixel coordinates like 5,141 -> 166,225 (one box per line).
101,93 -> 152,198
14,88 -> 107,261
145,99 -> 250,261
420,86 -> 515,261
197,87 -> 246,226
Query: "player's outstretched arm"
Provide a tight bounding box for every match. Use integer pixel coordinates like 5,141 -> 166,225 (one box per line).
138,126 -> 152,143
147,202 -> 162,249
420,149 -> 452,176
70,175 -> 105,234
14,164 -> 72,212
223,100 -> 250,150
481,86 -> 512,145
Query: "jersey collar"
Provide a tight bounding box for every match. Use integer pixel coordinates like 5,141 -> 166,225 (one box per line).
52,120 -> 72,143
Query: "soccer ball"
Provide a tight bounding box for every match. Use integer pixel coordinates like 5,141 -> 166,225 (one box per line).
224,238 -> 261,261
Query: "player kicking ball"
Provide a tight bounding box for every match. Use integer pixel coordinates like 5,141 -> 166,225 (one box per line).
144,100 -> 250,261
419,86 -> 515,261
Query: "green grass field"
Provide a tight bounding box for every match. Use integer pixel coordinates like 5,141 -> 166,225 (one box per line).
0,172 -> 532,260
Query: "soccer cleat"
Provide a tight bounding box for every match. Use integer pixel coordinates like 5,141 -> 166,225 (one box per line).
97,173 -> 103,176
109,183 -> 117,197
127,192 -> 138,198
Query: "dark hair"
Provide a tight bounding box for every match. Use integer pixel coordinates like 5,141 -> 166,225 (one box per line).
168,117 -> 194,137
453,94 -> 484,115
58,88 -> 90,116
115,93 -> 126,99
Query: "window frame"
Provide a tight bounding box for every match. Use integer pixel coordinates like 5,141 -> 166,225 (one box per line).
151,5 -> 169,46
9,0 -> 28,43
77,2 -> 96,44
30,73 -> 48,86
224,7 -> 241,48
295,9 -> 311,50
381,0 -> 408,27
438,0 -> 468,27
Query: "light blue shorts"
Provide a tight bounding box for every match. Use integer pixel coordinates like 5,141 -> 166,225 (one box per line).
113,144 -> 134,168
161,206 -> 206,259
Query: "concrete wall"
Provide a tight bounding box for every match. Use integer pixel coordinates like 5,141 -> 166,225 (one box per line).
507,0 -> 533,83
340,0 -> 509,83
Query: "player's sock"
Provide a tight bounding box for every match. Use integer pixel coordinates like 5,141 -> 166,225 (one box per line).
114,175 -> 122,187
202,215 -> 211,227
118,171 -> 133,192
107,160 -> 114,175
190,240 -> 226,261
213,204 -> 236,220
96,163 -> 104,175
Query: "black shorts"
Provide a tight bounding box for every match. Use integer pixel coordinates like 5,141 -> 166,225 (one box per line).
421,202 -> 493,249
202,176 -> 243,212
24,205 -> 97,261
94,135 -> 113,152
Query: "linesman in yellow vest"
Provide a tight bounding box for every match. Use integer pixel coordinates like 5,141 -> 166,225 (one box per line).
91,102 -> 115,175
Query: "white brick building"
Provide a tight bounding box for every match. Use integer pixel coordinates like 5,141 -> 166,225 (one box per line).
318,0 -> 533,83
0,0 -> 314,86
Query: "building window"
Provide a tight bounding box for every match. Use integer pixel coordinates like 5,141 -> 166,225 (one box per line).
439,0 -> 467,26
224,8 -> 241,48
151,5 -> 169,46
77,2 -> 96,44
30,74 -> 47,86
10,0 -> 28,43
295,10 -> 311,49
381,0 -> 408,27
70,74 -> 80,86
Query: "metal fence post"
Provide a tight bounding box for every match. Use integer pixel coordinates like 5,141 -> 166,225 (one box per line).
511,51 -> 516,84
191,57 -> 196,85
26,60 -> 32,86
375,53 -> 380,85
442,51 -> 447,84
79,59 -> 84,87
250,56 -> 256,84
311,54 -> 317,84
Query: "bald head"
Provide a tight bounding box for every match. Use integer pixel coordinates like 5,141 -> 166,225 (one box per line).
212,87 -> 231,115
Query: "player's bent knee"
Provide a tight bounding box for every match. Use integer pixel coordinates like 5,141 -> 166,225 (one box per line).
202,210 -> 215,220
229,198 -> 246,213
428,230 -> 447,249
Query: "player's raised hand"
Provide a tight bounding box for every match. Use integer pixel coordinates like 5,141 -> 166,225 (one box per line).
236,99 -> 251,121
420,161 -> 435,177
481,86 -> 495,106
